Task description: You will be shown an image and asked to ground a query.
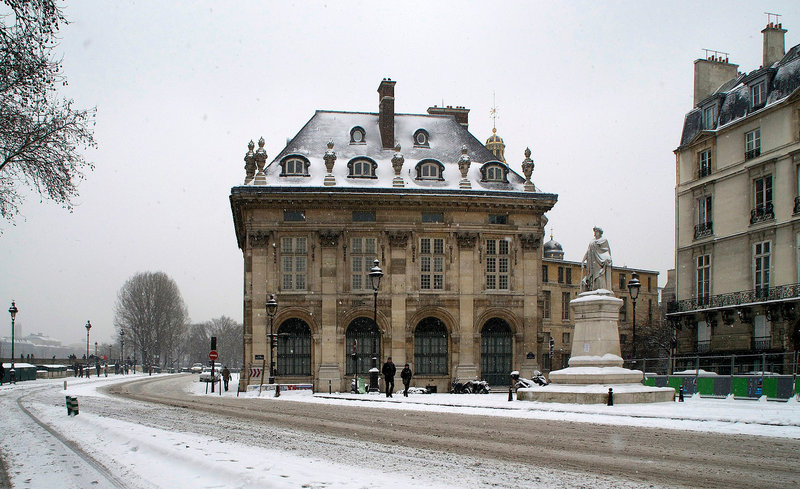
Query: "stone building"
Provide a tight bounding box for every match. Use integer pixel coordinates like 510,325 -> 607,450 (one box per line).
668,21 -> 800,372
540,234 -> 660,371
230,79 -> 557,392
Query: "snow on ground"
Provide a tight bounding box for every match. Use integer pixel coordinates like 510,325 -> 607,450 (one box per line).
1,374 -> 798,489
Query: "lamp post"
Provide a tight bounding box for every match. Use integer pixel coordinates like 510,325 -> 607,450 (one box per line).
85,320 -> 92,361
627,271 -> 641,360
94,341 -> 98,357
266,294 -> 278,385
9,301 -> 18,382
368,259 -> 383,393
120,330 -> 125,366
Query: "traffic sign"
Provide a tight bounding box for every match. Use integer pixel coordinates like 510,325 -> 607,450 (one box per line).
249,367 -> 262,378
209,350 -> 219,360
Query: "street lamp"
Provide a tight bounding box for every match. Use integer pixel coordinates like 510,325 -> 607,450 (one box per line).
120,330 -> 125,366
627,271 -> 641,360
368,259 -> 383,393
266,294 -> 278,384
9,301 -> 18,382
94,341 -> 98,357
85,320 -> 92,361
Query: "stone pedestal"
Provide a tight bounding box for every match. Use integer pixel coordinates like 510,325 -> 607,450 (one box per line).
518,290 -> 674,404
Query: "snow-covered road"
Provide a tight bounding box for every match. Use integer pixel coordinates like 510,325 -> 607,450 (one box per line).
1,374 -> 798,489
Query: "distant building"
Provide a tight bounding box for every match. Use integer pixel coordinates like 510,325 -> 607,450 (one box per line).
669,21 -> 800,373
540,234 -> 660,370
230,79 -> 557,392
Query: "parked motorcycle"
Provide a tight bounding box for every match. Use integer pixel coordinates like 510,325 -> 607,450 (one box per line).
450,379 -> 491,394
511,370 -> 549,388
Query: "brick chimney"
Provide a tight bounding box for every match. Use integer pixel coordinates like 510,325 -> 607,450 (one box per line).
378,78 -> 396,149
693,54 -> 739,106
427,105 -> 470,129
762,22 -> 787,68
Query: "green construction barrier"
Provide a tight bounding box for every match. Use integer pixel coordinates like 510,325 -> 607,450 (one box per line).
357,377 -> 366,394
796,378 -> 800,395
732,377 -> 749,397
697,377 -> 715,396
763,377 -> 778,399
667,377 -> 683,391
643,377 -> 655,387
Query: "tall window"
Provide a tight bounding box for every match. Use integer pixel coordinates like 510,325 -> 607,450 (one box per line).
565,268 -> 572,285
485,238 -> 510,290
752,175 -> 773,223
351,237 -> 377,291
561,292 -> 570,320
754,241 -> 771,297
695,195 -> 713,238
420,237 -> 444,290
751,81 -> 766,108
620,297 -> 627,322
619,273 -> 626,291
276,319 -> 311,376
699,149 -> 712,178
745,129 -> 761,159
697,320 -> 711,352
542,265 -> 549,283
414,318 -> 448,375
702,105 -> 716,130
696,254 -> 710,305
557,266 -> 564,283
281,237 -> 307,290
346,318 -> 379,375
541,291 -> 551,319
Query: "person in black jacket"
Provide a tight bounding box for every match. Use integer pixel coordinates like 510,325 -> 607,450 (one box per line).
400,363 -> 412,397
381,356 -> 396,397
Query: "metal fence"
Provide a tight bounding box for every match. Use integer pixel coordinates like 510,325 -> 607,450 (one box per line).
623,350 -> 800,376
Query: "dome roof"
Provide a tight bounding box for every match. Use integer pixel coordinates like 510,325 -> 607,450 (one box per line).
486,127 -> 504,144
543,234 -> 564,259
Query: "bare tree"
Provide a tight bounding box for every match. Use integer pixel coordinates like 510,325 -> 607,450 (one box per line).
0,0 -> 96,225
113,272 -> 188,369
181,317 -> 242,368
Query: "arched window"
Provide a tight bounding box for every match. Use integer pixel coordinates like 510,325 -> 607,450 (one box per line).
413,129 -> 430,147
415,159 -> 444,181
279,155 -> 310,176
480,162 -> 508,183
346,317 -> 380,375
414,317 -> 448,375
276,318 -> 311,376
348,157 -> 378,178
481,318 -> 512,386
350,126 -> 366,144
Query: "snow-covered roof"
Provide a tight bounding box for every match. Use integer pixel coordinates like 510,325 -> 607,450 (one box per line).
240,110 -> 542,193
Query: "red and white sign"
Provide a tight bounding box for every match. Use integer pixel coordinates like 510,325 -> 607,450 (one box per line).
208,350 -> 219,360
249,368 -> 263,378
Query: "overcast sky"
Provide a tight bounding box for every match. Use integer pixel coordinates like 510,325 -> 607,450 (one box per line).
1,1 -> 797,347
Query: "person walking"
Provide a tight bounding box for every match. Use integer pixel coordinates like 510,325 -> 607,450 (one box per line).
401,363 -> 412,397
381,356 -> 396,397
0,362 -> 5,385
222,366 -> 231,392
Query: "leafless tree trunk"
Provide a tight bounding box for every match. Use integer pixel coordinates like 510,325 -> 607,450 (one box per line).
114,272 -> 188,370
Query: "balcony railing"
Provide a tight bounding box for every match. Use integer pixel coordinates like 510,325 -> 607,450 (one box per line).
753,337 -> 771,350
699,166 -> 712,179
697,340 -> 710,353
667,282 -> 800,314
745,148 -> 761,160
750,203 -> 774,224
694,221 -> 713,239
794,196 -> 800,215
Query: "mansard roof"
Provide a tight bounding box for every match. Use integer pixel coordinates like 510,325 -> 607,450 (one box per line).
678,42 -> 800,149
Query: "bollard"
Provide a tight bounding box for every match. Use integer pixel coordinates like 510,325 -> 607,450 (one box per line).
678,386 -> 684,402
63,380 -> 68,390
274,383 -> 281,397
329,379 -> 332,394
607,387 -> 614,406
65,396 -> 79,416
508,385 -> 513,401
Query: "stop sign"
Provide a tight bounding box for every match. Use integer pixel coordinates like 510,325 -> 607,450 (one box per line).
209,350 -> 219,361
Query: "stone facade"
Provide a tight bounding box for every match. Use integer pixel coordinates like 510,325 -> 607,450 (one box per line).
231,80 -> 557,392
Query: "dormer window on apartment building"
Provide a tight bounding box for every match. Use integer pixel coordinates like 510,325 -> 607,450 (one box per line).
702,104 -> 717,130
751,80 -> 767,108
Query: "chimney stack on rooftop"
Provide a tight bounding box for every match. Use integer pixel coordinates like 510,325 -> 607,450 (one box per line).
762,21 -> 787,68
427,105 -> 470,129
693,50 -> 738,106
378,78 -> 396,149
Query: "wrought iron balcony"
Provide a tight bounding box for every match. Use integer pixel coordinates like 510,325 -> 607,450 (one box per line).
745,148 -> 761,160
698,166 -> 712,179
794,196 -> 800,215
750,203 -> 774,224
753,337 -> 771,350
694,221 -> 713,239
697,340 -> 710,353
667,282 -> 800,315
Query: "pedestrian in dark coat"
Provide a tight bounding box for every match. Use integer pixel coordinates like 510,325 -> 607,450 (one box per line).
401,363 -> 412,397
0,362 -> 5,385
381,356 -> 396,397
222,366 -> 231,391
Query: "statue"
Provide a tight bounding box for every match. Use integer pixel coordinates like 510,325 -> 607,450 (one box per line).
581,226 -> 612,292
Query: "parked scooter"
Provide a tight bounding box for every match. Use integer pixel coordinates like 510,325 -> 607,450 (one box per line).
510,370 -> 549,389
450,378 -> 491,394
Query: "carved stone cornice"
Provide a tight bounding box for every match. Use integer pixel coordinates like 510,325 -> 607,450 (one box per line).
248,231 -> 270,248
520,232 -> 543,250
456,232 -> 478,249
319,230 -> 340,247
388,231 -> 409,248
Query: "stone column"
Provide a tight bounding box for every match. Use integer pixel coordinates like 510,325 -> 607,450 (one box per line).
520,232 -> 542,375
388,232 -> 409,364
248,231 -> 270,388
317,231 -> 342,391
455,232 -> 478,380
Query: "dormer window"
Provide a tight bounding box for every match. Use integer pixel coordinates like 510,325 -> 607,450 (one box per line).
751,80 -> 766,108
480,162 -> 508,183
348,157 -> 377,178
279,155 -> 310,176
702,105 -> 717,130
413,129 -> 430,147
350,126 -> 366,144
415,159 -> 444,180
